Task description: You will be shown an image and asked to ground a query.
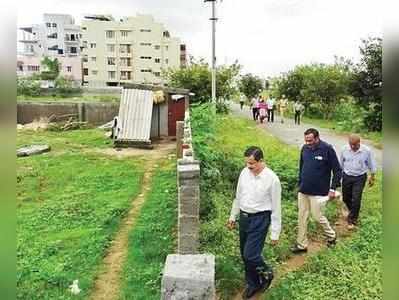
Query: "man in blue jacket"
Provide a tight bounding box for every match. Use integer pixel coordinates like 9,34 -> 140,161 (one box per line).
291,128 -> 342,253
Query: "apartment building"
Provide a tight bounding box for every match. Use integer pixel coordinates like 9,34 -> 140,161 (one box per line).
81,14 -> 184,87
18,14 -> 82,83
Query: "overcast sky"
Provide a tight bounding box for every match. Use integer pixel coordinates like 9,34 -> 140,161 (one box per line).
17,0 -> 383,78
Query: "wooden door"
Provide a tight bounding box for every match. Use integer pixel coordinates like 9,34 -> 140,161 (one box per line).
168,96 -> 186,136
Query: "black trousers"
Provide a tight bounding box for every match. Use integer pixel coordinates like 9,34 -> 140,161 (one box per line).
252,108 -> 258,121
294,111 -> 301,124
342,173 -> 367,224
239,211 -> 272,289
267,109 -> 274,122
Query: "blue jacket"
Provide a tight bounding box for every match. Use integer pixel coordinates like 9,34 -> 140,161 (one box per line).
299,140 -> 342,196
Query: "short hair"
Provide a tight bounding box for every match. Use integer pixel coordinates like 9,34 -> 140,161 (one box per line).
304,128 -> 319,138
244,146 -> 264,161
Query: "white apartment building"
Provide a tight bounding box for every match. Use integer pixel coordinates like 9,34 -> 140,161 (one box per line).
19,13 -> 81,57
81,14 -> 184,87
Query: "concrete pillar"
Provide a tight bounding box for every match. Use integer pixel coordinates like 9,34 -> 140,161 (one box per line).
176,121 -> 184,159
161,254 -> 215,300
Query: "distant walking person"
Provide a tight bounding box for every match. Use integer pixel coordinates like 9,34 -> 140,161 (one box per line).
293,101 -> 305,125
266,97 -> 275,122
291,128 -> 342,254
250,97 -> 259,121
240,95 -> 245,110
278,95 -> 288,123
258,98 -> 268,124
228,146 -> 281,299
340,134 -> 377,230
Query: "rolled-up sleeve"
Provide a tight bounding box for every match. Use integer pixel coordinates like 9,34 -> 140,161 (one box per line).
368,149 -> 377,174
229,172 -> 243,221
270,176 -> 282,240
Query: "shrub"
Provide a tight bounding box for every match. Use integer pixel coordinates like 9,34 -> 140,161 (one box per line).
17,78 -> 41,97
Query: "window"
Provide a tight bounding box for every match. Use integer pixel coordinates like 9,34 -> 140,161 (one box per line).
140,56 -> 152,60
90,43 -> 96,49
108,71 -> 116,79
121,30 -> 130,37
83,55 -> 88,62
163,31 -> 170,38
155,58 -> 161,63
120,71 -> 131,80
154,45 -> 161,50
83,68 -> 88,76
119,44 -> 131,53
106,31 -> 115,38
165,45 -> 169,51
47,33 -> 57,39
82,27 -> 87,31
154,72 -> 161,77
140,29 -> 151,32
91,57 -> 96,62
46,23 -> 51,28
92,70 -> 98,75
107,44 -> 115,52
27,65 -> 40,71
67,66 -> 72,72
165,58 -> 169,64
120,58 -> 131,66
70,47 -> 77,54
107,57 -> 116,65
52,23 -> 57,28
140,42 -> 152,46
140,69 -> 152,73
58,49 -> 64,55
82,41 -> 88,48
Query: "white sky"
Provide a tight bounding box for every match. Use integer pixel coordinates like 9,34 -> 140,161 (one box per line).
16,0 -> 383,78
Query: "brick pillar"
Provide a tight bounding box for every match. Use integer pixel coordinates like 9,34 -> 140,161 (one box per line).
177,159 -> 200,254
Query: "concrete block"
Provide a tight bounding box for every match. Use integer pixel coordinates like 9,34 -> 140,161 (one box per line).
178,164 -> 200,180
178,234 -> 199,254
178,215 -> 199,237
161,254 -> 215,300
179,186 -> 200,198
178,196 -> 199,217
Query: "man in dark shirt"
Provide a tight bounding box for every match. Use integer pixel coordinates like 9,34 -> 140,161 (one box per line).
291,128 -> 342,253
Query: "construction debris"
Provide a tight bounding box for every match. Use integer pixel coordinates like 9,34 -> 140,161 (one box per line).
17,145 -> 51,157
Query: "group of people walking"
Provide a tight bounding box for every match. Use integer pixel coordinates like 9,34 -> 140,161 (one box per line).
240,94 -> 305,125
227,129 -> 377,299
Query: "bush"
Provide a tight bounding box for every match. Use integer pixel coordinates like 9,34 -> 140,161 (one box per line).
17,78 -> 41,97
334,98 -> 366,132
54,77 -> 81,97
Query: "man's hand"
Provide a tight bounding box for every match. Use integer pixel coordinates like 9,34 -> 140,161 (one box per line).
270,239 -> 279,247
368,175 -> 375,187
227,220 -> 236,230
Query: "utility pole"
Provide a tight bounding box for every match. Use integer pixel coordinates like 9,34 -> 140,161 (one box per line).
204,0 -> 217,102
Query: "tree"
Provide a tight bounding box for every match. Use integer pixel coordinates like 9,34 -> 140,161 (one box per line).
165,57 -> 241,103
351,37 -> 382,131
238,73 -> 263,99
40,56 -> 60,80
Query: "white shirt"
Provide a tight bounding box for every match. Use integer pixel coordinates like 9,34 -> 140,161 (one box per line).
266,98 -> 275,109
229,166 -> 282,240
340,144 -> 377,176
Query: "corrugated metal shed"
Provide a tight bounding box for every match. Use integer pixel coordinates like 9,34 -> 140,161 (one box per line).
116,88 -> 154,146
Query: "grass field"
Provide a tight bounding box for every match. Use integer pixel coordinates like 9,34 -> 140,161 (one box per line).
17,129 -> 144,299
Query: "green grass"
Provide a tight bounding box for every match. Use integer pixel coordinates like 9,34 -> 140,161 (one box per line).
17,93 -> 120,103
17,130 -> 144,300
266,173 -> 382,300
119,159 -> 178,300
17,129 -> 113,150
191,105 -> 340,299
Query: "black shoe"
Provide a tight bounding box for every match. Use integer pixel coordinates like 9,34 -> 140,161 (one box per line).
291,245 -> 308,254
327,238 -> 336,248
242,286 -> 258,299
259,270 -> 274,292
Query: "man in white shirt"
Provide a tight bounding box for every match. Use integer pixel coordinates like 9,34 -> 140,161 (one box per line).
227,146 -> 281,299
266,97 -> 275,122
340,134 -> 377,229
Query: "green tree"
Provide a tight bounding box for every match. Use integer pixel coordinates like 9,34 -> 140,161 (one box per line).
165,57 -> 241,103
351,37 -> 382,131
40,56 -> 60,80
238,73 -> 263,99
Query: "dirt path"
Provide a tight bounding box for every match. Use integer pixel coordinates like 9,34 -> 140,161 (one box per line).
89,141 -> 176,300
